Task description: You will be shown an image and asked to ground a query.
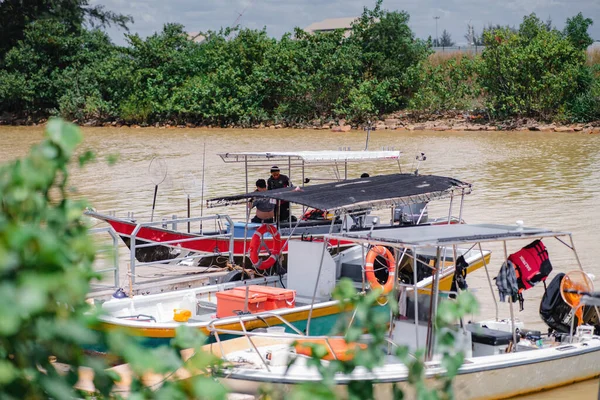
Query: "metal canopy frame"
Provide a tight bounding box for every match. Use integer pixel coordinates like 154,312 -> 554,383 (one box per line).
218,150 -> 404,193
328,223 -> 569,248
327,223 -> 585,361
218,150 -> 402,164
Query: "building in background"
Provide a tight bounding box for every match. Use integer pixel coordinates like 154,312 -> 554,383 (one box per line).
187,32 -> 206,43
304,17 -> 358,37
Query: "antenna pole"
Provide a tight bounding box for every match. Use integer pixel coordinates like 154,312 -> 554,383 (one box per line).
364,120 -> 372,151
200,142 -> 206,232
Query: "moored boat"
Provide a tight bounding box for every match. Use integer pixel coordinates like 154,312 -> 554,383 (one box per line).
93,174 -> 486,347
207,223 -> 600,399
87,150 -> 466,267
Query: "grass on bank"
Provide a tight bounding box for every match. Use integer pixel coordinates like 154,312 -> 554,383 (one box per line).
430,48 -> 600,67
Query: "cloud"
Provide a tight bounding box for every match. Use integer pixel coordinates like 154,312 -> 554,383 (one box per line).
97,0 -> 600,46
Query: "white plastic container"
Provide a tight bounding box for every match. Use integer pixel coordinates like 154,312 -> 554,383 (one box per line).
477,319 -> 524,333
266,326 -> 286,334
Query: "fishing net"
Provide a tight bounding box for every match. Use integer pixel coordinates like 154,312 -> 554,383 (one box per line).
148,157 -> 168,185
560,270 -> 594,327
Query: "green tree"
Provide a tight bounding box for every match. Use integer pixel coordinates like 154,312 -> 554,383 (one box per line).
0,19 -> 129,120
439,29 -> 455,47
409,56 -> 481,117
171,26 -> 276,125
0,0 -> 132,58
350,1 -> 431,108
563,12 -> 594,51
478,14 -> 586,119
565,65 -> 600,122
121,23 -> 204,123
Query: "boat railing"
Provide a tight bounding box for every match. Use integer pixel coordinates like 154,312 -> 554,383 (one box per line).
206,312 -> 405,371
128,214 -> 236,285
90,226 -> 120,289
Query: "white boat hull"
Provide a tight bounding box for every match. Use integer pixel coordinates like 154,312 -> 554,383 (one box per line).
216,339 -> 600,400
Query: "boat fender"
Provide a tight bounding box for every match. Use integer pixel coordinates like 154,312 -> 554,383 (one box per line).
295,338 -> 368,361
112,288 -> 128,299
222,270 -> 245,283
248,224 -> 282,270
365,246 -> 396,295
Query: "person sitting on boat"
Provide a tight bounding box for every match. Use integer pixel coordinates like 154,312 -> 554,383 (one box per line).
249,179 -> 275,224
267,166 -> 293,221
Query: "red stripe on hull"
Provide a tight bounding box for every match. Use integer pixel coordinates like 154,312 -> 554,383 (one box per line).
104,219 -> 350,256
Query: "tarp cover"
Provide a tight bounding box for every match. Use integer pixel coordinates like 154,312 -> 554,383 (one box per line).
207,173 -> 471,213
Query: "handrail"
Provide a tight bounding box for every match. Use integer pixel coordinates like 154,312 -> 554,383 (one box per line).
89,226 -> 120,288
207,312 -> 305,336
207,312 -> 406,366
128,214 -> 236,285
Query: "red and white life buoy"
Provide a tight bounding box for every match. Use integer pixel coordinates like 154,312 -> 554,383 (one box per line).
248,224 -> 282,270
365,246 -> 396,294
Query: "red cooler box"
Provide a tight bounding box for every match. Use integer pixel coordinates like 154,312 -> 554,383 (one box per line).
215,289 -> 268,318
232,285 -> 296,310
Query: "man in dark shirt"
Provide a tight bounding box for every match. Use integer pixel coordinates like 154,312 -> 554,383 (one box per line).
249,179 -> 275,223
267,166 -> 291,221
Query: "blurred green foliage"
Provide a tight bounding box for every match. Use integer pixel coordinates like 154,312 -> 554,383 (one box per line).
262,279 -> 479,400
0,1 -> 597,125
0,118 -> 226,399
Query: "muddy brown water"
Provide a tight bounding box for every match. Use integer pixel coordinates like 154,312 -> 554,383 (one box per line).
2,125 -> 600,398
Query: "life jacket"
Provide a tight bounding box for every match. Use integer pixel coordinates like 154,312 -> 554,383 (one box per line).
449,255 -> 469,299
508,239 -> 553,292
302,209 -> 333,221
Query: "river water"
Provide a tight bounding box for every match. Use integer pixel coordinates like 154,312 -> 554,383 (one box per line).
1,125 -> 599,398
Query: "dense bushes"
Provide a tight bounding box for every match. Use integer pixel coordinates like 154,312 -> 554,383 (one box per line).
0,118 -> 229,399
408,54 -> 481,117
478,15 -> 588,120
0,1 -> 597,125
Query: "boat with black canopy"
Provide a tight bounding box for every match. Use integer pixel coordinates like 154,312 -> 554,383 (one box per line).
93,173 -> 489,347
86,150 -> 462,268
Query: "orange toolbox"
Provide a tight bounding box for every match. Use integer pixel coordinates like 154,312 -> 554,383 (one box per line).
231,285 -> 296,311
215,290 -> 268,318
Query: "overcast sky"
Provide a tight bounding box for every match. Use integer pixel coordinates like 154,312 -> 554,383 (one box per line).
94,0 -> 600,47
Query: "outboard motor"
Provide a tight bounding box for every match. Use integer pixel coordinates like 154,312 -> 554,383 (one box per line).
394,203 -> 428,225
539,273 -> 572,333
540,272 -> 600,335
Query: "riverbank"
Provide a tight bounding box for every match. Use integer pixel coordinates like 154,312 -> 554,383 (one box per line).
2,111 -> 599,134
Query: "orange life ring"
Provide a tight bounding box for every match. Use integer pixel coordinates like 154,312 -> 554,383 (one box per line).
248,224 -> 282,270
365,246 -> 396,294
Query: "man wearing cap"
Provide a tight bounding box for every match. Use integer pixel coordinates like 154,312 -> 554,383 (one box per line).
267,166 -> 292,221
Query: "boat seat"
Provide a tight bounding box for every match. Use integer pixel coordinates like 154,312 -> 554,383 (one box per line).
196,300 -> 217,316
466,324 -> 516,346
339,261 -> 363,282
197,300 -> 217,311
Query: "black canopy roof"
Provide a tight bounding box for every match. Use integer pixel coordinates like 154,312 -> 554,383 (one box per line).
207,173 -> 471,213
